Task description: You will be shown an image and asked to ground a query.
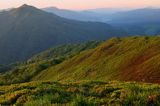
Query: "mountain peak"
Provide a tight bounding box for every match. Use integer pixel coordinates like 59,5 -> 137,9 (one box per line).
18,4 -> 37,10
10,4 -> 42,15
21,4 -> 30,7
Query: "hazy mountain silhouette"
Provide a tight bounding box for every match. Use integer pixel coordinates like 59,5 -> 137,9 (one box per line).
107,8 -> 160,35
43,7 -> 160,35
42,7 -> 104,22
0,4 -> 126,64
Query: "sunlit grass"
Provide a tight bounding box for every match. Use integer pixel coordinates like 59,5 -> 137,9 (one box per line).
0,80 -> 160,105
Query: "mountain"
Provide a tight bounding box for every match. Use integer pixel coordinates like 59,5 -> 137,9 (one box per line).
0,4 -> 126,64
108,8 -> 160,24
42,7 -> 160,25
42,7 -> 103,22
42,7 -> 160,35
42,7 -> 124,22
31,36 -> 160,84
107,8 -> 160,35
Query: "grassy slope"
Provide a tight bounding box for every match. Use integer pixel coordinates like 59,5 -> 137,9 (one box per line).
28,41 -> 102,62
0,41 -> 101,84
0,80 -> 160,106
33,36 -> 160,83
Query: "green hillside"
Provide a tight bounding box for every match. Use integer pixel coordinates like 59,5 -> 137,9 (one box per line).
28,41 -> 102,63
0,37 -> 160,105
0,41 -> 101,85
0,80 -> 160,106
32,36 -> 160,83
1,36 -> 160,84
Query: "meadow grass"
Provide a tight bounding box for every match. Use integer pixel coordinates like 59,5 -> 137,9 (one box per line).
0,80 -> 160,106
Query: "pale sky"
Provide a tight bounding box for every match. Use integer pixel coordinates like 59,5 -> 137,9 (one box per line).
0,0 -> 160,10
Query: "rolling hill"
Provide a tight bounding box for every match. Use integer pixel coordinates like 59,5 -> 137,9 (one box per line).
0,41 -> 102,84
0,4 -> 126,64
1,36 -> 160,84
32,36 -> 160,83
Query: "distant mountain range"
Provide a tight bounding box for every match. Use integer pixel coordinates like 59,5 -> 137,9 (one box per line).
3,6 -> 160,36
107,8 -> 160,35
42,7 -> 126,22
0,4 -> 126,64
107,8 -> 160,24
43,7 -> 160,35
42,7 -> 104,22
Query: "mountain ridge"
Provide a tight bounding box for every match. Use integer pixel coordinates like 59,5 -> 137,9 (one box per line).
43,7 -> 160,35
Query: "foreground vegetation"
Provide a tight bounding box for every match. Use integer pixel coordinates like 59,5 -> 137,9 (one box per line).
0,80 -> 160,106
